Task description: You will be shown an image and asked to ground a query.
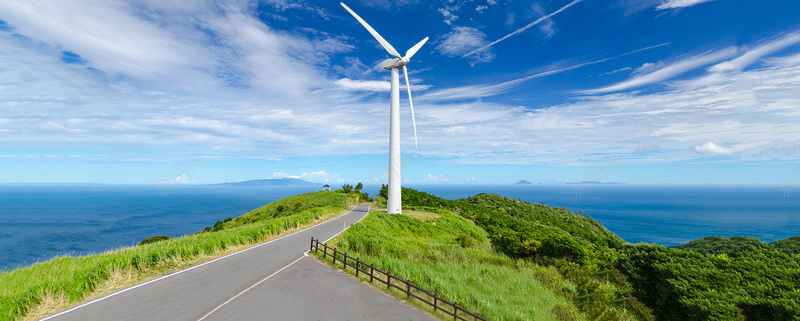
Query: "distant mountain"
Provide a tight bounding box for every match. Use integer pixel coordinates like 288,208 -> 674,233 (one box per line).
512,180 -> 533,185
212,178 -> 319,186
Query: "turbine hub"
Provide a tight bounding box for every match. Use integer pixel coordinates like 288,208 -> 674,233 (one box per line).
381,57 -> 407,70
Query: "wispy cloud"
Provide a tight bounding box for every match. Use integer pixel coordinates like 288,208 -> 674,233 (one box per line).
419,30 -> 800,165
1,0 -> 798,177
463,0 -> 582,58
335,78 -> 430,92
0,0 -> 387,160
436,26 -> 495,65
336,78 -> 390,91
709,30 -> 800,73
694,142 -> 735,155
270,170 -> 342,183
426,43 -> 669,101
656,0 -> 715,10
582,47 -> 738,94
586,29 -> 800,95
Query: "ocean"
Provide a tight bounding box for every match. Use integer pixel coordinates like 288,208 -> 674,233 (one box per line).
1,184 -> 798,271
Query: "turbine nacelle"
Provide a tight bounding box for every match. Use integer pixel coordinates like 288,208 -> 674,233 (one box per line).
381,58 -> 407,70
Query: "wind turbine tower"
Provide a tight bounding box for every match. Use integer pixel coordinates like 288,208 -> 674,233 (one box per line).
341,3 -> 428,214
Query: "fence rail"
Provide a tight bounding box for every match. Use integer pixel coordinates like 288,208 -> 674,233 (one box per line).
310,237 -> 487,321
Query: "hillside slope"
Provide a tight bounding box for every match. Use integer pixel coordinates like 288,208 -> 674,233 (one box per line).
0,191 -> 351,321
335,187 -> 653,320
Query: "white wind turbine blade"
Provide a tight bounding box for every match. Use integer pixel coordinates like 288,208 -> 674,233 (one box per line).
404,37 -> 429,60
340,2 -> 401,58
403,67 -> 418,148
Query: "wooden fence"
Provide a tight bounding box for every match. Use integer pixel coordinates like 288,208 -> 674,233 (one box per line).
310,237 -> 487,321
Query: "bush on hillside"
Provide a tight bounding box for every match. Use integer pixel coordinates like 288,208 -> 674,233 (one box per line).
771,236 -> 800,256
616,243 -> 800,320
138,235 -> 170,246
671,235 -> 769,255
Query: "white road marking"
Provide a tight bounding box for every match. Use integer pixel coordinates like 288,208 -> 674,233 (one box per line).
196,255 -> 305,321
41,205 -> 368,320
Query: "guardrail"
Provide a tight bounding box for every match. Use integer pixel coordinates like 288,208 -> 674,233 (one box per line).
310,237 -> 487,321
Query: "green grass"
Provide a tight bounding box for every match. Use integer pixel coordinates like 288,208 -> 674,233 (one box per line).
316,209 -> 586,321
0,191 -> 349,321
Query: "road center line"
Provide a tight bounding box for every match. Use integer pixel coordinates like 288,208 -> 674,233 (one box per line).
196,255 -> 306,321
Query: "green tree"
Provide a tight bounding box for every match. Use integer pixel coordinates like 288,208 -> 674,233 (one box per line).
213,220 -> 225,231
377,184 -> 389,203
355,182 -> 363,193
341,184 -> 353,193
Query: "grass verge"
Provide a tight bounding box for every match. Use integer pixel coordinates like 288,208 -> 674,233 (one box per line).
313,208 -> 586,321
0,191 -> 351,321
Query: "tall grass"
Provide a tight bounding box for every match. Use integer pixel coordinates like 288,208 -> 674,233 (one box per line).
0,191 -> 349,321
317,209 -> 586,321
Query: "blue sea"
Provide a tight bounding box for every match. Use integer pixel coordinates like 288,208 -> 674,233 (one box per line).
1,184 -> 798,271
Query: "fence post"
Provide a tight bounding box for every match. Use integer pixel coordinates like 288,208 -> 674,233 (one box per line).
310,237 -> 314,252
369,265 -> 374,283
406,279 -> 411,300
323,243 -> 327,258
453,302 -> 458,321
387,270 -> 391,289
433,296 -> 437,312
355,259 -> 360,277
343,252 -> 348,270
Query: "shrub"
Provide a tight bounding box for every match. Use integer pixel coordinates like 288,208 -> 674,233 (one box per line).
138,236 -> 170,246
455,233 -> 478,248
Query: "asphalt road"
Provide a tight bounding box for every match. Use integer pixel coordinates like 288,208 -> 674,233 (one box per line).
42,203 -> 435,321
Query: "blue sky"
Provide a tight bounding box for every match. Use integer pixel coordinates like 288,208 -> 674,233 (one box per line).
1,0 -> 799,186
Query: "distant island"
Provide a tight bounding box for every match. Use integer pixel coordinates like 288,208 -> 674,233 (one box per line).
565,181 -> 625,185
212,178 -> 319,186
512,180 -> 533,185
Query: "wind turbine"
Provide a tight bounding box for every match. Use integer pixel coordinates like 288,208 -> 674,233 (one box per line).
341,2 -> 428,214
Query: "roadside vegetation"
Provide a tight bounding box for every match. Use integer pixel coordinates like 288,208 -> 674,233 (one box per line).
317,208 -> 582,320
325,187 -> 800,320
0,190 -> 354,321
323,187 -> 652,320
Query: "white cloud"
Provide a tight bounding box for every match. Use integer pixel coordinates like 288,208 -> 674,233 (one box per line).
694,142 -> 734,155
709,30 -> 800,73
656,0 -> 715,10
583,47 -> 738,94
1,0 -> 798,175
335,78 -> 430,92
0,0 -> 398,161
417,45 -> 800,165
0,0 -> 345,100
600,67 -> 633,76
426,43 -> 670,101
436,26 -> 495,65
270,170 -> 340,183
438,6 -> 460,25
336,78 -> 390,92
476,5 -> 488,13
169,174 -> 192,184
424,173 -> 448,182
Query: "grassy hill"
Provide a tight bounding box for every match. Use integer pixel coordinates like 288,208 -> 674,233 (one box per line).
325,187 -> 800,320
324,188 -> 652,320
0,191 -> 353,321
